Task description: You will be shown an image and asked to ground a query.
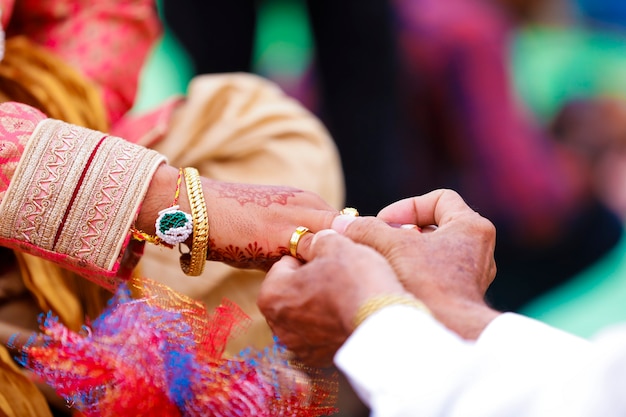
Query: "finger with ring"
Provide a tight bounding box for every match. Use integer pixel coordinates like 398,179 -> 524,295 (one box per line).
289,226 -> 312,259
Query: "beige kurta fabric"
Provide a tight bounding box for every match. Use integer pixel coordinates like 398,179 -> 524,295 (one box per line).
139,73 -> 345,354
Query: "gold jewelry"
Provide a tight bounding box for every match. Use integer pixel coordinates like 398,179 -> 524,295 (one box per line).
289,226 -> 311,259
353,294 -> 431,329
339,207 -> 359,217
179,167 -> 209,276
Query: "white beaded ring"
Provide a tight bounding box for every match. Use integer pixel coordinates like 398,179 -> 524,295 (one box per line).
155,205 -> 193,246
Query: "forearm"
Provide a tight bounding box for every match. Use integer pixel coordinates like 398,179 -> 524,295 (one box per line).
0,103 -> 165,287
135,164 -> 180,235
1,99 -> 338,286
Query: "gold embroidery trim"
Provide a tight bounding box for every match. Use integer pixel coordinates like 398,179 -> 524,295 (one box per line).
55,135 -> 166,270
0,118 -> 166,271
0,120 -> 100,247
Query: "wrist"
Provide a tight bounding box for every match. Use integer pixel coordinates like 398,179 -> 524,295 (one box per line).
429,298 -> 501,340
352,293 -> 432,331
136,165 -> 210,276
136,164 -> 180,234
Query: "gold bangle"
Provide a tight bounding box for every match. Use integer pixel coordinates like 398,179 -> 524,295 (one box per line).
179,167 -> 209,276
353,294 -> 431,329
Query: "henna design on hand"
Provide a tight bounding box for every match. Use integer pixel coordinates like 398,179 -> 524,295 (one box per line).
214,182 -> 301,207
205,183 -> 307,268
208,239 -> 290,270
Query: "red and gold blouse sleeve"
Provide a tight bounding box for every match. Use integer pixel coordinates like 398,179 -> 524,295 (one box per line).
6,0 -> 161,125
0,102 -> 166,289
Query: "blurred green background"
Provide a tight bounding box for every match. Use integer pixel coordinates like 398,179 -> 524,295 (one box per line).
132,0 -> 313,112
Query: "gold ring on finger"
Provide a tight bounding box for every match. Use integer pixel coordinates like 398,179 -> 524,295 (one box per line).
289,226 -> 311,259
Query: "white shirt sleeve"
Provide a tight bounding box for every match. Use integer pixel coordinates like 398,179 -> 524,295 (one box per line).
334,308 -> 626,417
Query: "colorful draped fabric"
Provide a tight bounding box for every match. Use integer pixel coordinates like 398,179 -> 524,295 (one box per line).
0,100 -> 340,415
17,279 -> 338,417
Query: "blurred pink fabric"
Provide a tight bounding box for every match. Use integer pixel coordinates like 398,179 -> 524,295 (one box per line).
2,0 -> 160,124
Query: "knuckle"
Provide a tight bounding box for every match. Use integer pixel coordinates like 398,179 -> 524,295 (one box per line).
472,213 -> 497,236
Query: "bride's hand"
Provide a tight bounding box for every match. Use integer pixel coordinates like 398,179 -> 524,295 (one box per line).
138,165 -> 338,271
201,178 -> 338,270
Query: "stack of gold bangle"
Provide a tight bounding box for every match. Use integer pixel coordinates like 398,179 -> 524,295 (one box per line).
179,167 -> 209,276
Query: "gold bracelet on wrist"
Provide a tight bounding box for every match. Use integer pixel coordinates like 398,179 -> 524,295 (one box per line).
353,294 -> 431,329
179,167 -> 209,276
